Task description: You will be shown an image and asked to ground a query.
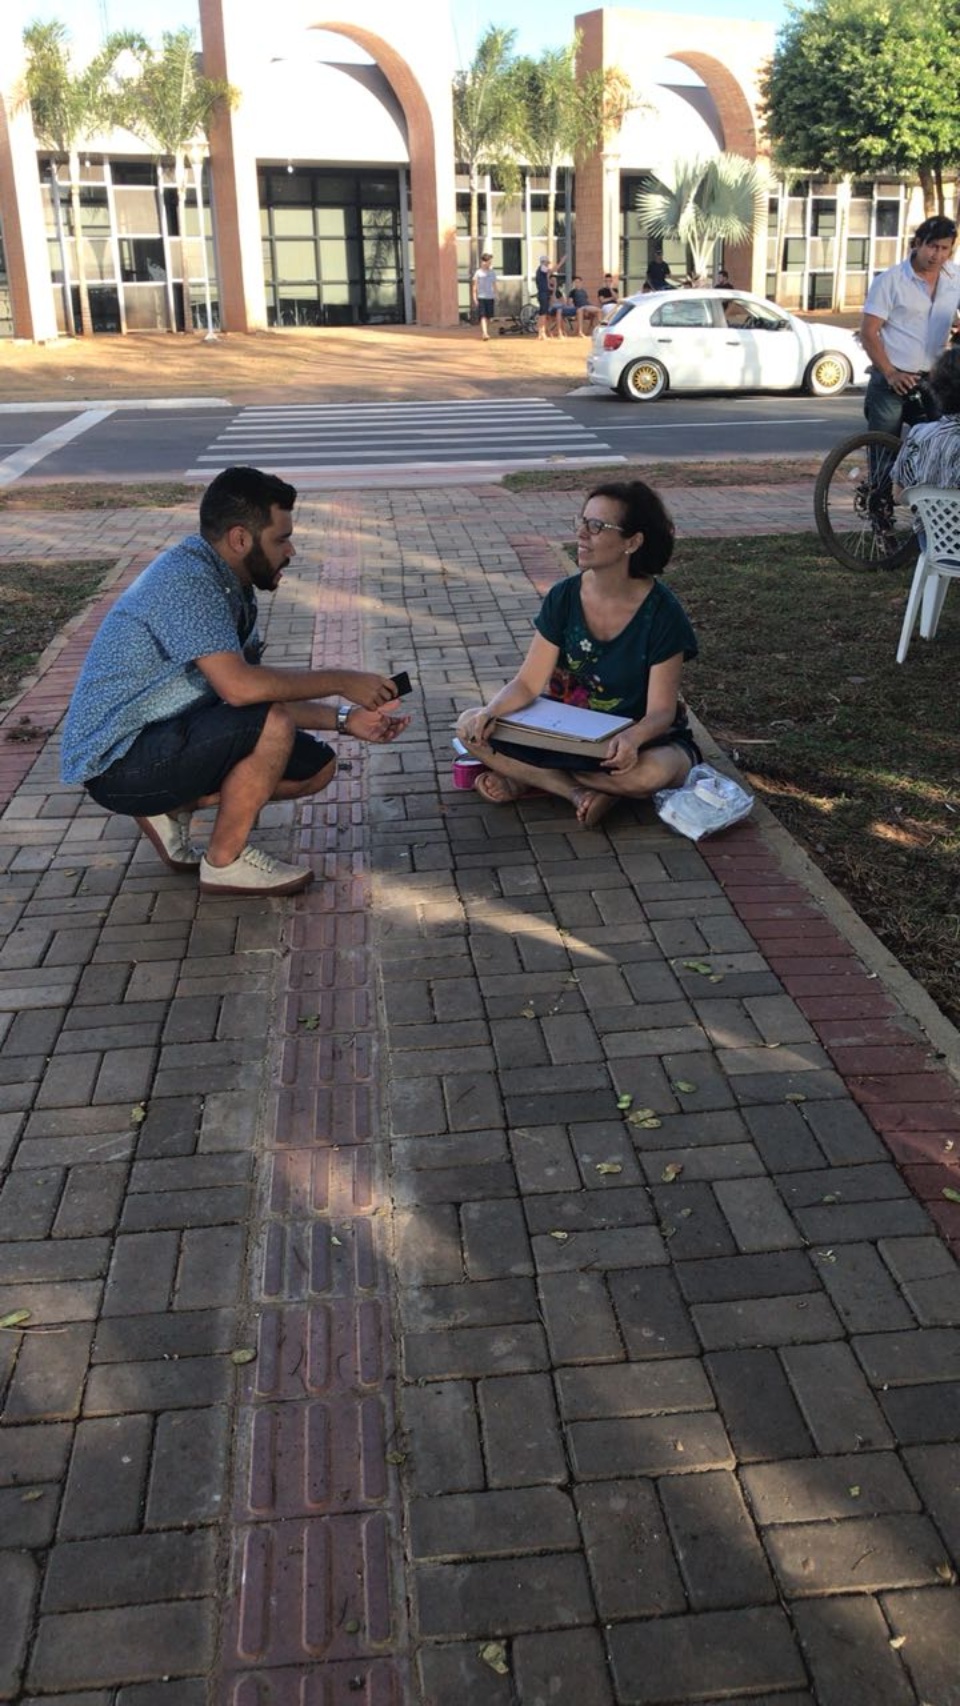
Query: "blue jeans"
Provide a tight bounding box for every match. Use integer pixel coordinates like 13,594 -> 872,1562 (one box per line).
863,369 -> 905,435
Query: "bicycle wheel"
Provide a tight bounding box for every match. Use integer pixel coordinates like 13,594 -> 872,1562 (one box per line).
814,431 -> 918,571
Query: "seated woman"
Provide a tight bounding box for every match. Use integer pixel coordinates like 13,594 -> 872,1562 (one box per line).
892,346 -> 960,501
456,480 -> 700,828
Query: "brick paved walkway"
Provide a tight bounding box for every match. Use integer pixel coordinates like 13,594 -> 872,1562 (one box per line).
1,483 -> 958,1705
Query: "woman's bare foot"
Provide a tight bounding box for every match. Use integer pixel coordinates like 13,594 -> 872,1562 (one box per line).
474,771 -> 544,805
571,785 -> 616,828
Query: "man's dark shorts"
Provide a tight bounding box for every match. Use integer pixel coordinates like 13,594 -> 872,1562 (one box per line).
85,700 -> 334,817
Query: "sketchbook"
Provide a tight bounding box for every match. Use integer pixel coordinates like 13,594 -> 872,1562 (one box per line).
492,696 -> 633,757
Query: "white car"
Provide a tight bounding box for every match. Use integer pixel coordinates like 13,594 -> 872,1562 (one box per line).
587,288 -> 869,402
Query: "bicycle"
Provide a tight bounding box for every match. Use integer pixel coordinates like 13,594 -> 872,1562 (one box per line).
498,297 -> 539,337
813,384 -> 933,571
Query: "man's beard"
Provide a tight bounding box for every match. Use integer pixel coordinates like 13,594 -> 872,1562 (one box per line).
244,539 -> 287,591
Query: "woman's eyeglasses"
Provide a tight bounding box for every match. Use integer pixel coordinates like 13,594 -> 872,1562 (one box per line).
575,515 -> 624,536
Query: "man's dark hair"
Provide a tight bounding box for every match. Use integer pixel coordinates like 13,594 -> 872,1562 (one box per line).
930,347 -> 960,413
199,466 -> 297,542
914,216 -> 957,247
586,480 -> 675,577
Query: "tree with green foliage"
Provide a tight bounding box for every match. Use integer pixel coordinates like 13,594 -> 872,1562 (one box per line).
118,29 -> 236,332
635,154 -> 769,284
453,25 -> 525,274
22,19 -> 140,336
513,40 -> 634,266
761,0 -> 960,215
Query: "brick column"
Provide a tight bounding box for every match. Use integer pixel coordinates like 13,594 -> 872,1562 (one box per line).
0,18 -> 58,343
198,0 -> 459,330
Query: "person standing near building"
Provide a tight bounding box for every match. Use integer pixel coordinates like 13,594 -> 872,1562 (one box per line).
471,252 -> 497,339
860,215 -> 960,434
645,248 -> 672,290
535,252 -> 566,339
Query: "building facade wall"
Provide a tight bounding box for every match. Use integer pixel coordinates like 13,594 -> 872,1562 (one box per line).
0,12 -> 58,341
0,2 -> 944,339
199,0 -> 459,329
576,7 -> 773,297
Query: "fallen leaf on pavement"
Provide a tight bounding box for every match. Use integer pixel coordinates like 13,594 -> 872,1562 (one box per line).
479,1642 -> 509,1675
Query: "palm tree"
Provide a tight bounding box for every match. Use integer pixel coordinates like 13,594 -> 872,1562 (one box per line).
118,29 -> 235,333
22,20 -> 139,337
513,40 -> 634,266
453,25 -> 524,275
635,153 -> 769,285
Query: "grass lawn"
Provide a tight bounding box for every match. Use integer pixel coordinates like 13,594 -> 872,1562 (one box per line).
0,483 -> 196,512
0,561 -> 111,706
666,532 -> 960,1030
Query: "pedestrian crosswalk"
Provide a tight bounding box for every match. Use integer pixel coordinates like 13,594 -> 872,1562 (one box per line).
185,398 -> 619,481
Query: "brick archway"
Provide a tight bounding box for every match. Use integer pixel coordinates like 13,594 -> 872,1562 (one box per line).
575,7 -> 774,294
200,0 -> 459,328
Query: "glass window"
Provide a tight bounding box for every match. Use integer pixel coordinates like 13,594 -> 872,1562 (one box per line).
269,172 -> 312,203
782,237 -> 806,272
876,201 -> 901,238
274,240 -> 318,282
848,200 -> 871,237
272,207 -> 315,237
80,237 -> 113,282
87,285 -> 120,330
784,200 -> 806,236
114,188 -> 160,237
811,199 -> 836,237
807,273 -> 834,310
316,207 -> 348,238
651,299 -> 711,328
489,237 -> 521,275
846,237 -> 869,270
123,285 -> 168,331
111,161 -> 156,186
362,207 -> 396,234
275,287 -> 321,326
79,189 -> 110,230
318,238 -> 354,280
361,177 -> 399,207
118,238 -> 167,283
315,175 -> 357,203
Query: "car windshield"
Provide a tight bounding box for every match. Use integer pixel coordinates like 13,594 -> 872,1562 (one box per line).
606,302 -> 636,327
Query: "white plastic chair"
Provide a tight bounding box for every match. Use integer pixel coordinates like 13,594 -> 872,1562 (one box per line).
896,485 -> 960,664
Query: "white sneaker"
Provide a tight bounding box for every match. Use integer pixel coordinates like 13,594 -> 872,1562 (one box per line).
198,846 -> 314,896
135,811 -> 203,872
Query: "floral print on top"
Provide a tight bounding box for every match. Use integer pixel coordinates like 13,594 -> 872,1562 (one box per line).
534,572 -> 697,726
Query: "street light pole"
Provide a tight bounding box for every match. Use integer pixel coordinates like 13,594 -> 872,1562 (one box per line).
188,140 -> 217,342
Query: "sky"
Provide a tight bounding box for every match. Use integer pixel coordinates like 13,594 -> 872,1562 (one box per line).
10,0 -> 791,65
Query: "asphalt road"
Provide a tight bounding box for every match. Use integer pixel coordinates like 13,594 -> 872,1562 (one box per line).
0,389 -> 868,486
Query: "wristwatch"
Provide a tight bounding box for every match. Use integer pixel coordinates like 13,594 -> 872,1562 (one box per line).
336,704 -> 351,734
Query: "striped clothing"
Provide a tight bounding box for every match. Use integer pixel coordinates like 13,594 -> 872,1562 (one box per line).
893,414 -> 960,492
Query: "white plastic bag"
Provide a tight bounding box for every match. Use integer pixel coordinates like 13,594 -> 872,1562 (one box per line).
653,763 -> 753,842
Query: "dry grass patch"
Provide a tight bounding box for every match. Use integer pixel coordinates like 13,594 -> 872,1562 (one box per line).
0,560 -> 111,705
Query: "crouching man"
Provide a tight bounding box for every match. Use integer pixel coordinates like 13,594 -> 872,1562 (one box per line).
60,465 -> 408,896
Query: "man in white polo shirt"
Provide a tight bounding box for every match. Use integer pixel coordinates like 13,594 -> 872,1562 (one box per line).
860,215 -> 960,434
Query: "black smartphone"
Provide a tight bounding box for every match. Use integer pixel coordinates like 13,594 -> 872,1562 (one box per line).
390,671 -> 413,697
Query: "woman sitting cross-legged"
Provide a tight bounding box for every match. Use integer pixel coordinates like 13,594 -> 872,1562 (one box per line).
456,480 -> 700,828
